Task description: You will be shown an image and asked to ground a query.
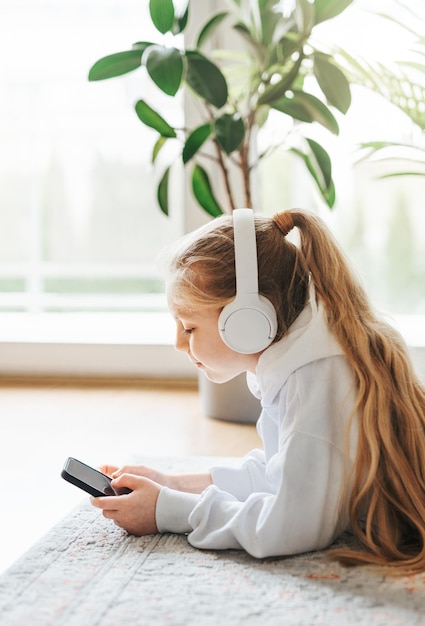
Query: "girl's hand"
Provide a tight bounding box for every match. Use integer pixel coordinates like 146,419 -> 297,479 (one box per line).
99,463 -> 213,494
91,473 -> 160,536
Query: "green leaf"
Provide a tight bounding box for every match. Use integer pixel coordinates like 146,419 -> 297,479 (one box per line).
314,53 -> 351,114
295,0 -> 315,35
380,171 -> 425,179
185,51 -> 228,108
358,141 -> 401,155
146,47 -> 183,96
157,167 -> 170,215
307,138 -> 332,188
215,114 -> 245,155
257,54 -> 304,105
233,22 -> 264,57
191,165 -> 224,217
357,142 -> 425,176
182,124 -> 212,164
152,136 -> 168,164
149,0 -> 174,34
272,96 -> 312,122
134,100 -> 177,138
325,179 -> 335,208
88,50 -> 143,81
291,140 -> 336,208
172,4 -> 189,35
272,90 -> 339,134
272,37 -> 302,66
132,41 -> 154,52
196,12 -> 228,49
335,49 -> 425,130
314,0 -> 354,25
260,3 -> 286,46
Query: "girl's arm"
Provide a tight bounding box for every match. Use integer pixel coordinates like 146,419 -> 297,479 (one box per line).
166,472 -> 213,493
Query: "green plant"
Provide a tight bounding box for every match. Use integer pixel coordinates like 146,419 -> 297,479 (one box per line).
88,0 -> 425,216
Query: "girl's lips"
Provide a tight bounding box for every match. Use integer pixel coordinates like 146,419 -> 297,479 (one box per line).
188,352 -> 203,368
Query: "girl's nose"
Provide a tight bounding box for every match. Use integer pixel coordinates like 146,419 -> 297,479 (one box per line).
175,329 -> 189,353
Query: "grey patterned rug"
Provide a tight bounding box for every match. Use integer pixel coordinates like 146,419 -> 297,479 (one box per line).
1,457 -> 425,626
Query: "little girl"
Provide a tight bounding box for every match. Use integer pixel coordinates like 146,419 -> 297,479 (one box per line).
92,209 -> 425,575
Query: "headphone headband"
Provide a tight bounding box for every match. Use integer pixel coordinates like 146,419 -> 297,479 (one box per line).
233,208 -> 259,295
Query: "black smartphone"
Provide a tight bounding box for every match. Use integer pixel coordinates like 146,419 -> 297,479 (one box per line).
61,457 -> 132,497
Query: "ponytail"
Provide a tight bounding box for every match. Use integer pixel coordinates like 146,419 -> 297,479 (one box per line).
282,209 -> 425,574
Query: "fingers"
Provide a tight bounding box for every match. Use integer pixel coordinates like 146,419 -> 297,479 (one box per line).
111,473 -> 152,491
97,465 -> 167,486
110,465 -> 149,478
90,497 -> 122,526
98,465 -> 119,477
90,475 -> 160,536
90,495 -> 118,511
90,475 -> 149,510
96,464 -> 146,481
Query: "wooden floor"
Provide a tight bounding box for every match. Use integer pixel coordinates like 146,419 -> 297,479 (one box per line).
0,378 -> 261,573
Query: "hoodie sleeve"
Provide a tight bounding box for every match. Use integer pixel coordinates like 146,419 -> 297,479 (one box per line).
155,448 -> 268,532
210,448 -> 268,500
187,431 -> 347,557
156,432 -> 348,557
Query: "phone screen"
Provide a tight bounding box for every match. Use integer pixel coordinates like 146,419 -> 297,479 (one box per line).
61,457 -> 131,497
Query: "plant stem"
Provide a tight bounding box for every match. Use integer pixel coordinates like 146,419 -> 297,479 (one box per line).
239,110 -> 256,209
202,101 -> 236,213
213,139 -> 236,213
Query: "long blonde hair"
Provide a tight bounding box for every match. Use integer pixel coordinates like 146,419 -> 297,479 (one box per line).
167,209 -> 425,574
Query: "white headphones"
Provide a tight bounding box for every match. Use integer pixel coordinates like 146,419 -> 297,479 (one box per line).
218,208 -> 278,354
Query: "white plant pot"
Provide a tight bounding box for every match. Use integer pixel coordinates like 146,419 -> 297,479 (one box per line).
198,372 -> 261,424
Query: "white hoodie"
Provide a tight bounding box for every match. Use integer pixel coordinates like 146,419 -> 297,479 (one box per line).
156,286 -> 358,558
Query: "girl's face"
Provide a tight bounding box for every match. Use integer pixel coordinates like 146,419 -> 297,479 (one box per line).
169,301 -> 260,383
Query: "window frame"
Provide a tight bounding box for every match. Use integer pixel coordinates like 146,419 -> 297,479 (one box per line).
0,311 -> 423,380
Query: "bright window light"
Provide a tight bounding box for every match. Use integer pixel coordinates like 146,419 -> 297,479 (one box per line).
0,0 -> 184,315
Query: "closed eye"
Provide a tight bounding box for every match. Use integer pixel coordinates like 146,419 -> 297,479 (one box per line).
182,328 -> 194,335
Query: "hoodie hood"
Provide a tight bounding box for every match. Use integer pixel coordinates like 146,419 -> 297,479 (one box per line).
247,282 -> 345,407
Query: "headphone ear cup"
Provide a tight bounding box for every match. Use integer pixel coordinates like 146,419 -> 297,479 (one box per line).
218,294 -> 277,354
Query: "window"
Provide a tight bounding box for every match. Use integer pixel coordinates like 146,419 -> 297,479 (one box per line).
0,0 -> 184,316
0,0 -> 424,378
